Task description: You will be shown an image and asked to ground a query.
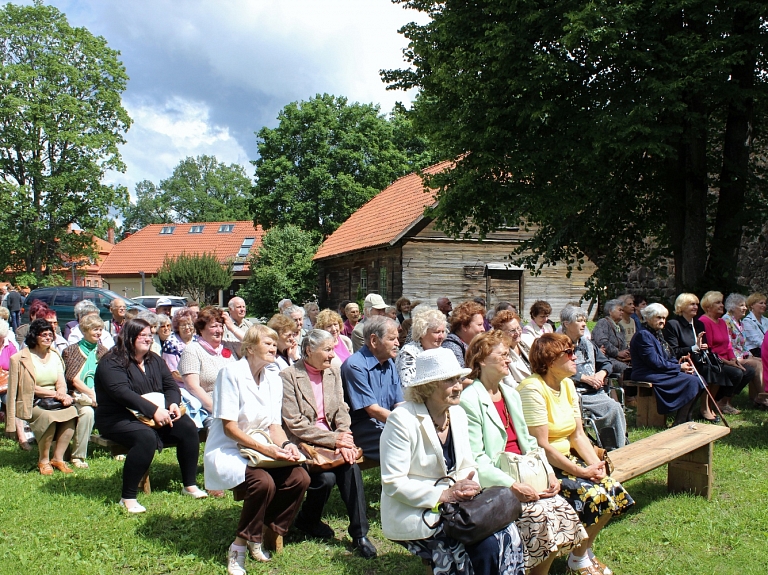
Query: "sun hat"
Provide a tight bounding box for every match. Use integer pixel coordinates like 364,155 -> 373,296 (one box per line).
156,297 -> 173,307
407,347 -> 472,388
364,293 -> 387,310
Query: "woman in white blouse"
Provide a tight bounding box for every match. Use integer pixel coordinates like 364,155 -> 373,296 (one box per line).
204,324 -> 310,575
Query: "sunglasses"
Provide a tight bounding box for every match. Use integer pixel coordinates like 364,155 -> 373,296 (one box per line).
560,348 -> 576,359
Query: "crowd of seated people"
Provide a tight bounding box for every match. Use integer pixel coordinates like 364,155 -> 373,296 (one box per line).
3,287 -> 768,575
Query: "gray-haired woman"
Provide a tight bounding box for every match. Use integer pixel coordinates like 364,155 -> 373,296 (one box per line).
396,308 -> 448,387
280,329 -> 376,558
591,299 -> 631,378
722,293 -> 767,408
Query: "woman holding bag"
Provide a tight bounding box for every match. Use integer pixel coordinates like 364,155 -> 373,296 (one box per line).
461,331 -> 585,575
280,329 -> 376,558
204,324 -> 309,574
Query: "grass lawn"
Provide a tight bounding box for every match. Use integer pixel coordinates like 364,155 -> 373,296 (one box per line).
2,397 -> 768,575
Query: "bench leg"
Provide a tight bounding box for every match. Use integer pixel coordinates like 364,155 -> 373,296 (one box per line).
635,387 -> 666,428
138,472 -> 151,495
668,442 -> 713,500
263,526 -> 283,553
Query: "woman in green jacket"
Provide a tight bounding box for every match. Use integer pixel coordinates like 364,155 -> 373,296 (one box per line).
461,330 -> 585,575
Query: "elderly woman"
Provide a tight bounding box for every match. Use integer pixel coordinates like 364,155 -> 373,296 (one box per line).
62,314 -> 109,469
395,296 -> 412,324
0,318 -> 25,449
560,306 -> 627,449
14,299 -> 48,348
380,347 -> 527,575
303,302 -> 320,332
396,307 -> 447,387
162,307 -> 197,382
442,301 -> 486,372
630,304 -> 701,425
156,313 -> 172,344
314,309 -> 353,367
521,300 -> 553,348
281,329 -> 376,558
491,310 -> 532,383
204,324 -> 310,573
179,306 -> 236,429
137,311 -> 163,355
461,331 -> 586,575
7,319 -> 79,474
722,293 -> 767,409
743,293 -> 768,357
267,313 -> 300,371
700,291 -> 754,415
591,299 -> 631,377
518,333 -> 634,575
95,319 -> 205,512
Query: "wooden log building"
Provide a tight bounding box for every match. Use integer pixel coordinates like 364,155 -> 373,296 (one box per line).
313,161 -> 595,318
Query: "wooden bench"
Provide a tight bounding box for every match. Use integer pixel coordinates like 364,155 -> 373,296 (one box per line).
623,380 -> 666,427
89,429 -> 208,495
609,422 -> 730,500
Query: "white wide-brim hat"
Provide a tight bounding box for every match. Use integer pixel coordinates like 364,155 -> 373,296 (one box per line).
407,347 -> 472,388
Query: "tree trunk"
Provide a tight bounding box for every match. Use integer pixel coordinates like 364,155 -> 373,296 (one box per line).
680,105 -> 709,292
705,6 -> 757,293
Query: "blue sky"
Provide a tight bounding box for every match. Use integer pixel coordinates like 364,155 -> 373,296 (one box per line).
22,1 -> 426,203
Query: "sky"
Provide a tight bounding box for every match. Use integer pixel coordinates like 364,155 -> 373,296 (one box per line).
21,0 -> 428,201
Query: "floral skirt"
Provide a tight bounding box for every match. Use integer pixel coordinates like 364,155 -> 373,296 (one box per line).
400,523 -> 526,575
517,496 -> 587,568
555,454 -> 634,526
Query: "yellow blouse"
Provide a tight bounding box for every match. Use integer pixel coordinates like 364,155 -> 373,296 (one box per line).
517,373 -> 580,456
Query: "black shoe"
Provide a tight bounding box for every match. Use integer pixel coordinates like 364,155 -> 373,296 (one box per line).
352,536 -> 377,559
295,519 -> 335,540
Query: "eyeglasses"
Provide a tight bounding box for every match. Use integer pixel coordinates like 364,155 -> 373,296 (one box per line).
560,349 -> 576,358
502,327 -> 522,335
179,324 -> 195,330
38,333 -> 54,339
137,333 -> 154,341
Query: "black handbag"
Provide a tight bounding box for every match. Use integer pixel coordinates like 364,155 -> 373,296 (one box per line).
691,349 -> 722,383
422,476 -> 522,546
34,397 -> 66,411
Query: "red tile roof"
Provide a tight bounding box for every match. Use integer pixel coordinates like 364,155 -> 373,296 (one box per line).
98,221 -> 264,276
314,161 -> 453,260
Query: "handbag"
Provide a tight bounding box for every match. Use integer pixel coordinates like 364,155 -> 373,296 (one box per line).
239,429 -> 307,468
422,476 -> 522,546
73,391 -> 94,406
691,349 -> 723,384
496,447 -> 550,492
0,368 -> 8,395
127,392 -> 186,427
299,442 -> 363,473
35,397 -> 66,410
571,445 -> 614,476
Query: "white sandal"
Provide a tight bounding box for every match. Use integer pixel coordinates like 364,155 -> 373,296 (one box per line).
71,458 -> 89,469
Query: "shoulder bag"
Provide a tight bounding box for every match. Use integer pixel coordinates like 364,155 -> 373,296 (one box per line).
422,476 -> 522,546
496,447 -> 550,492
126,392 -> 186,427
299,442 -> 363,473
34,397 -> 66,410
239,429 -> 307,468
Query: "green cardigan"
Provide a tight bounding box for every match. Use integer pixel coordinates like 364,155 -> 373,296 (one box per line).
460,378 -> 553,488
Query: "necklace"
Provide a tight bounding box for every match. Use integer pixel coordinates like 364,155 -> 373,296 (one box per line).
433,409 -> 450,433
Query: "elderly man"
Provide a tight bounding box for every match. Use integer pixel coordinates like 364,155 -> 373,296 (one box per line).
342,302 -> 361,337
5,287 -> 22,331
436,296 -> 453,319
351,294 -> 387,352
105,298 -> 127,338
561,305 -> 628,449
67,301 -> 115,349
222,297 -> 253,343
283,304 -> 307,347
341,316 -> 403,460
155,297 -> 173,317
278,298 -> 293,313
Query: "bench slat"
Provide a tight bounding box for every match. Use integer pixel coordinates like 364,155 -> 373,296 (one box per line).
610,424 -> 729,483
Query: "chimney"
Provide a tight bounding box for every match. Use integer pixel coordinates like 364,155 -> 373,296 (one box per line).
107,227 -> 115,244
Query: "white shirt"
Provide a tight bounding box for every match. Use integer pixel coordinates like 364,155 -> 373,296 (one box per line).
203,357 -> 283,491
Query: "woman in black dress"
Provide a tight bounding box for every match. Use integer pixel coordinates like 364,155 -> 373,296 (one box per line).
94,319 -> 205,513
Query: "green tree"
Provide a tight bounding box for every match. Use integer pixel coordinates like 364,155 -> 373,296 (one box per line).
384,0 -> 768,296
239,225 -> 319,317
120,180 -> 172,234
152,252 -> 234,304
251,94 -> 436,238
0,1 -> 131,278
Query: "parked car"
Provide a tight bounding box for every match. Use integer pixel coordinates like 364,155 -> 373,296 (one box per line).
132,295 -> 187,313
21,287 -> 147,324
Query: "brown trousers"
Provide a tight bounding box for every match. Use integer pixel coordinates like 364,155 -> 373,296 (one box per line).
236,465 -> 310,542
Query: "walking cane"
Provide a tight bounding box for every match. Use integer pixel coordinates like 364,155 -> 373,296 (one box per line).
686,357 -> 729,428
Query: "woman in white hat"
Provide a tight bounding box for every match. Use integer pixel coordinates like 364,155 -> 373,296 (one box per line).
379,347 -> 526,575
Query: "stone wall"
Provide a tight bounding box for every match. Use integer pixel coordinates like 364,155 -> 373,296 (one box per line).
738,227 -> 768,294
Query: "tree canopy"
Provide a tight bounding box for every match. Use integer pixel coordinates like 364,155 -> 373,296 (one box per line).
250,94 -> 436,239
0,1 -> 131,278
238,225 -> 318,317
152,252 -> 234,305
119,155 -> 252,234
384,0 -> 768,297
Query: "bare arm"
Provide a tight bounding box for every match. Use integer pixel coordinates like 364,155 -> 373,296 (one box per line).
364,403 -> 391,423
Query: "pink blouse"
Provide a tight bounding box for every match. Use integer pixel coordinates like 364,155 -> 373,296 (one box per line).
305,362 -> 330,430
700,315 -> 735,360
0,337 -> 18,371
333,336 -> 351,364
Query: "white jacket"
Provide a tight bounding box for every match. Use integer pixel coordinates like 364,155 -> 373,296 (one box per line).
380,402 -> 477,541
